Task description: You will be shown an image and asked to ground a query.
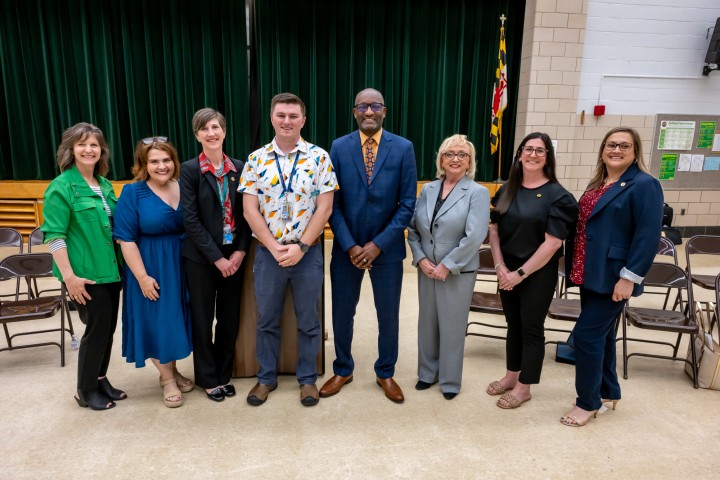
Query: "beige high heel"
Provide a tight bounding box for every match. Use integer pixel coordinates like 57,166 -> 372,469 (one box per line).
560,407 -> 598,427
160,378 -> 184,408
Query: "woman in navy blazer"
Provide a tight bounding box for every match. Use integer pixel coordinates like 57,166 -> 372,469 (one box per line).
561,127 -> 663,426
408,135 -> 490,400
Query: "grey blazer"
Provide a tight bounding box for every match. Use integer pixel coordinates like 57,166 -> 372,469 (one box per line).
407,176 -> 490,274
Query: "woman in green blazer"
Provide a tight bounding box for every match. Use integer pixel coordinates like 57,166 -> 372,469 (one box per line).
42,122 -> 124,411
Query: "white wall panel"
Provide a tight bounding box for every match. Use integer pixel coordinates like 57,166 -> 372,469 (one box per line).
577,0 -> 720,115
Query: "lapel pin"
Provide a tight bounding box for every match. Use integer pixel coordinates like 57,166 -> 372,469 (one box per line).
231,176 -> 236,182
620,182 -> 626,187
537,194 -> 542,198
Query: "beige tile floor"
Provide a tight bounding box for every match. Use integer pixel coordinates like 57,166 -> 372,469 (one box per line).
1,241 -> 719,479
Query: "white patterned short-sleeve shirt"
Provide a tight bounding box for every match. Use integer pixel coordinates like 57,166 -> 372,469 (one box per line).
239,138 -> 338,244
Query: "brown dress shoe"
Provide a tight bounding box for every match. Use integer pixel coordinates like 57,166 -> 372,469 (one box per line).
300,384 -> 319,406
246,383 -> 278,406
319,374 -> 353,398
376,377 -> 404,403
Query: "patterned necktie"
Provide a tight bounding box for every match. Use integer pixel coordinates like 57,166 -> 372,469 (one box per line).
364,138 -> 375,184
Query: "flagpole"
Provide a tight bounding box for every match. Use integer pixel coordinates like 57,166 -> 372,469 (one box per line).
496,14 -> 506,183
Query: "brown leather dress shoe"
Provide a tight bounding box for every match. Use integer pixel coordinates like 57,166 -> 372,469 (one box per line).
376,377 -> 404,403
319,374 -> 353,398
246,383 -> 278,406
300,384 -> 319,406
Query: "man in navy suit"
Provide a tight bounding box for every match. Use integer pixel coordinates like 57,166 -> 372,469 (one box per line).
320,88 -> 417,403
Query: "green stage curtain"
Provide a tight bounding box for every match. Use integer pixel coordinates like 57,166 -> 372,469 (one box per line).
1,0 -> 522,182
0,0 -> 250,180
252,0 -> 524,181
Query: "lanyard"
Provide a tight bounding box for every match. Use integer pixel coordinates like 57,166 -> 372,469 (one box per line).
274,151 -> 301,196
217,174 -> 228,207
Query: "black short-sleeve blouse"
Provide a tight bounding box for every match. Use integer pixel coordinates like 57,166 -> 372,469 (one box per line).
490,182 -> 578,261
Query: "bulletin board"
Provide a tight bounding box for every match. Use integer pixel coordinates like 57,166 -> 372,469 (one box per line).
650,114 -> 720,190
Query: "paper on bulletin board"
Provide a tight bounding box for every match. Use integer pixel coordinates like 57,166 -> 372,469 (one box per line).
659,153 -> 678,180
677,154 -> 691,171
697,121 -> 716,149
657,120 -> 695,150
704,157 -> 720,171
691,155 -> 704,172
713,134 -> 720,152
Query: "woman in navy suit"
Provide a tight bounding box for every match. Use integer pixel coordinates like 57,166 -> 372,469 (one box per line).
408,134 -> 490,400
561,127 -> 663,426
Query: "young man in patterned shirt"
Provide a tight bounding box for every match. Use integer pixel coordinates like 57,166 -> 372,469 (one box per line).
239,93 -> 338,407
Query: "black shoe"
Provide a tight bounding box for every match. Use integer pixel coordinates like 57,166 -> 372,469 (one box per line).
443,392 -> 458,400
415,380 -> 437,390
206,387 -> 225,402
75,389 -> 115,410
221,384 -> 236,397
97,377 -> 127,401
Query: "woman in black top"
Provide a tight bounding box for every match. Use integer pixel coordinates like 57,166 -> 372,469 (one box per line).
486,132 -> 578,409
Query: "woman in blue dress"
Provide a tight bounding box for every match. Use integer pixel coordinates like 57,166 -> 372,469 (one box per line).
114,137 -> 193,408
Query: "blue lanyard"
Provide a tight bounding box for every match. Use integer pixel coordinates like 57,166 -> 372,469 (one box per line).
274,151 -> 301,197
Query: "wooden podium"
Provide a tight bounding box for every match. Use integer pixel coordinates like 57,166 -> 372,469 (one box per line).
232,238 -> 325,378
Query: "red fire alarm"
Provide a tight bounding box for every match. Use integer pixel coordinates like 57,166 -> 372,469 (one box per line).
594,105 -> 606,116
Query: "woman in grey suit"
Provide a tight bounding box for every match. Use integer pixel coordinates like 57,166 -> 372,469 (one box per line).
408,134 -> 490,400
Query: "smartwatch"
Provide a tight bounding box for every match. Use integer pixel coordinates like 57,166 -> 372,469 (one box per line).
517,268 -> 527,278
298,241 -> 310,253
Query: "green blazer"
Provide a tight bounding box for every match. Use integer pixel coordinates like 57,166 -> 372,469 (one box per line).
41,165 -> 122,284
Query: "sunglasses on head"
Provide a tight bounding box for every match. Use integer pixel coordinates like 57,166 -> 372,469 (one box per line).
141,136 -> 168,145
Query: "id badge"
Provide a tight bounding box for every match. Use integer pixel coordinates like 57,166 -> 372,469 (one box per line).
222,224 -> 234,245
281,200 -> 292,221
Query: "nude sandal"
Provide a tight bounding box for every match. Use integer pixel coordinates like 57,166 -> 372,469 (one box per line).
158,372 -> 194,393
160,377 -> 184,408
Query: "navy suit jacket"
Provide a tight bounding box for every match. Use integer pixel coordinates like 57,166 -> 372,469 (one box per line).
566,164 -> 663,296
329,129 -> 418,264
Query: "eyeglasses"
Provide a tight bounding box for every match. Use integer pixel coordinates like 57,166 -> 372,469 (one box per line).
521,146 -> 547,157
442,152 -> 470,160
354,103 -> 385,113
141,136 -> 168,145
603,142 -> 633,152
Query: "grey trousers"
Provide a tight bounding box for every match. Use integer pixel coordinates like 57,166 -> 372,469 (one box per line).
417,270 -> 476,393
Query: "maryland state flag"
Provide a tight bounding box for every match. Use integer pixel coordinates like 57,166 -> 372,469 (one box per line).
490,22 -> 508,155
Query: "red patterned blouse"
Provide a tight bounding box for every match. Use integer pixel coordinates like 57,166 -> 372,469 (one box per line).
569,182 -> 614,284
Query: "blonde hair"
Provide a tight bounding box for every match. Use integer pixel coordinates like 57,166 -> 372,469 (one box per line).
434,134 -> 476,179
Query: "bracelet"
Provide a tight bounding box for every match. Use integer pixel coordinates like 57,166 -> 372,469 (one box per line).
494,263 -> 505,269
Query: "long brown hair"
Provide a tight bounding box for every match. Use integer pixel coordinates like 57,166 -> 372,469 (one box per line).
56,122 -> 110,176
586,127 -> 647,190
494,132 -> 558,215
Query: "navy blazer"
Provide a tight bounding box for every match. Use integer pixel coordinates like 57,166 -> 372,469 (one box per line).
329,130 -> 418,265
180,156 -> 251,265
566,164 -> 663,296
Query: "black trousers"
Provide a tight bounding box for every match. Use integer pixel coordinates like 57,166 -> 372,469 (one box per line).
499,257 -> 558,384
73,282 -> 122,391
185,256 -> 243,389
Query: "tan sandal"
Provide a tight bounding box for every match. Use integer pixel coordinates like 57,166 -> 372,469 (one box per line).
160,377 -> 184,408
486,380 -> 510,396
560,407 -> 597,427
496,392 -> 531,409
158,372 -> 194,393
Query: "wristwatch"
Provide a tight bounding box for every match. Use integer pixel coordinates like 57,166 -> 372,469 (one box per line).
298,241 -> 310,253
517,268 -> 527,278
